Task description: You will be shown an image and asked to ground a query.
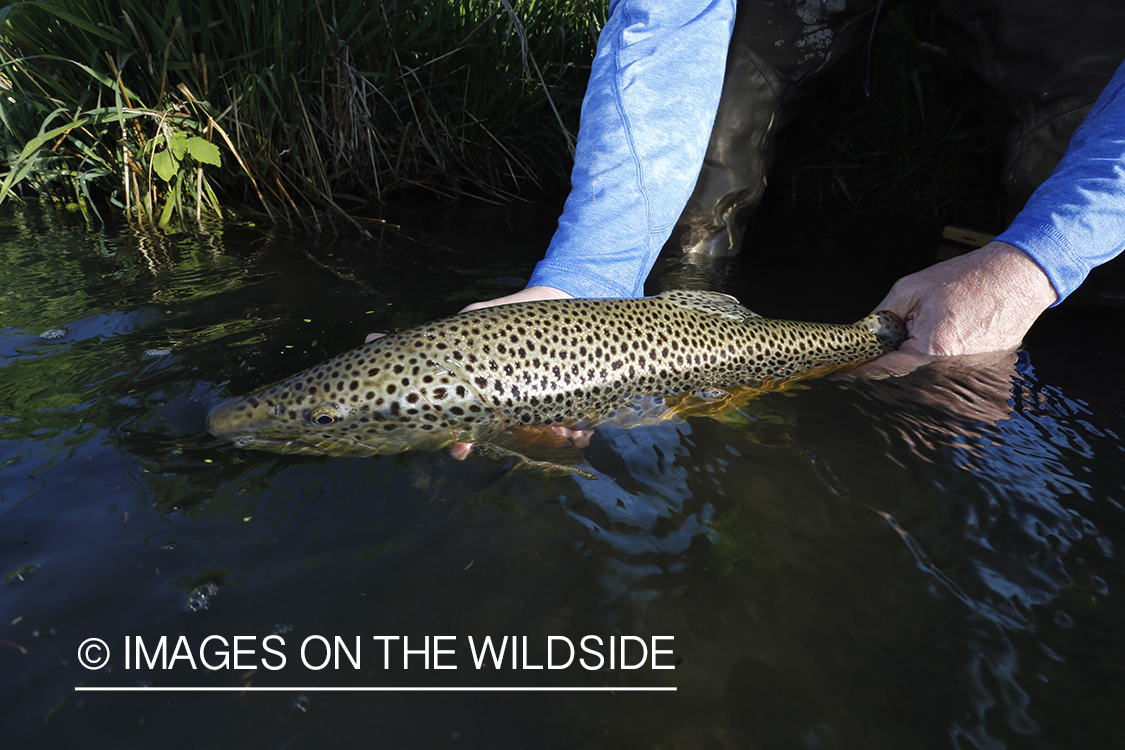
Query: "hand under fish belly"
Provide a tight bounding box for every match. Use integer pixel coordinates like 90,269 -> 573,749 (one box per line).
206,290 -> 905,460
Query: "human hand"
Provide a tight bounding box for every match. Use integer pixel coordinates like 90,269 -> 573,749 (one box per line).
852,241 -> 1058,378
364,286 -> 576,343
459,285 -> 574,312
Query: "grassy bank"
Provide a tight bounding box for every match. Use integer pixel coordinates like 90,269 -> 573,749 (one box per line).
0,0 -> 600,228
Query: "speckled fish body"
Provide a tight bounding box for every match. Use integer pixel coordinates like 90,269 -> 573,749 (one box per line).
206,290 -> 905,456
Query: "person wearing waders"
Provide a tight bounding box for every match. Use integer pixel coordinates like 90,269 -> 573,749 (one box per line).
465,1 -> 1125,376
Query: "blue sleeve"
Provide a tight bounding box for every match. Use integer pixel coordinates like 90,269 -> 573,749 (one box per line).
995,58 -> 1125,304
526,0 -> 736,299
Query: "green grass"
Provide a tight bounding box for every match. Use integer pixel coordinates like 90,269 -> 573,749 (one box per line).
0,0 -> 600,228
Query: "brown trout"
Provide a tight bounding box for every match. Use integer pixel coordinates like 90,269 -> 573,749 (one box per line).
206,290 -> 905,457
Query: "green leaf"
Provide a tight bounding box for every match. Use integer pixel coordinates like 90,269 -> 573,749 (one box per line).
168,132 -> 190,160
152,148 -> 178,182
185,137 -> 221,167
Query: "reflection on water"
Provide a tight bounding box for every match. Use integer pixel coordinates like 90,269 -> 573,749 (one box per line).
1,205 -> 1123,749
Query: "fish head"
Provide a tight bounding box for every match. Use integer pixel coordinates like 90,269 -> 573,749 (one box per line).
206,337 -> 474,456
206,391 -> 372,457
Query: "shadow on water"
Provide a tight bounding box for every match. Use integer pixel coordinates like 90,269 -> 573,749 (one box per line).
1,204 -> 1124,749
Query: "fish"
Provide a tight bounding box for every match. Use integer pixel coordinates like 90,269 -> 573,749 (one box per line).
206,290 -> 905,459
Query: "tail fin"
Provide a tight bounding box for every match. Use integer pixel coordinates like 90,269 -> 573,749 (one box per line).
857,310 -> 907,349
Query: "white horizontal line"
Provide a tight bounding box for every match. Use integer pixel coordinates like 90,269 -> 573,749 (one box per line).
75,686 -> 676,693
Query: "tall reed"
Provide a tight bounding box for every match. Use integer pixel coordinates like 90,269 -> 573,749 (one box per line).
0,0 -> 601,228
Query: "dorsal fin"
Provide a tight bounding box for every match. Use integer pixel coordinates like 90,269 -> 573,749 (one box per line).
656,289 -> 761,320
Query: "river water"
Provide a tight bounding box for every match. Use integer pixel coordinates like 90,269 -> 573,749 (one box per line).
2,204 -> 1123,749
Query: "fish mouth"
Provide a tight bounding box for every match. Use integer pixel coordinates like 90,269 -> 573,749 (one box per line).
208,430 -> 375,457
207,399 -> 388,457
206,398 -> 326,456
206,397 -> 258,437
205,429 -> 314,455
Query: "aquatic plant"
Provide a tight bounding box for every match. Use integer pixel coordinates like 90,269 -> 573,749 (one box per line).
0,0 -> 600,227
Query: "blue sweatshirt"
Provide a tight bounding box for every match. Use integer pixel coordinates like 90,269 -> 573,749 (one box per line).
527,0 -> 736,298
529,0 -> 1125,304
994,59 -> 1125,303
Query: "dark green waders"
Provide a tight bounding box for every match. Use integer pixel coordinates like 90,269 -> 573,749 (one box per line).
674,0 -> 1125,258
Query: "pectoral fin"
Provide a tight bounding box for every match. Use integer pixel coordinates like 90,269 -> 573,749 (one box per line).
474,440 -> 597,480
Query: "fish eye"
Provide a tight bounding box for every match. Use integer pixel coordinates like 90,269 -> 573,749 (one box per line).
309,403 -> 343,426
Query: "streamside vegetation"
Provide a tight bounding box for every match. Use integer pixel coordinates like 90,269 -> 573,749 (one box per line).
0,0 -> 601,228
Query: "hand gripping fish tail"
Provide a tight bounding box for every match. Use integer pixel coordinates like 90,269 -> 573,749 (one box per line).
861,310 -> 908,347
206,290 -> 905,458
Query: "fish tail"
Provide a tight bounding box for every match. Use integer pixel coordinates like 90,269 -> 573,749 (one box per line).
856,310 -> 908,347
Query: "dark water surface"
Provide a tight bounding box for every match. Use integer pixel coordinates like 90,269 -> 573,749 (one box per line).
2,204 -> 1123,749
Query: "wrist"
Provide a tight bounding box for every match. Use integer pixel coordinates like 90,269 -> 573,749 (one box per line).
977,241 -> 1059,310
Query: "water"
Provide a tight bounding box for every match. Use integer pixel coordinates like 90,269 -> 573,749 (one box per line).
2,204 -> 1123,749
